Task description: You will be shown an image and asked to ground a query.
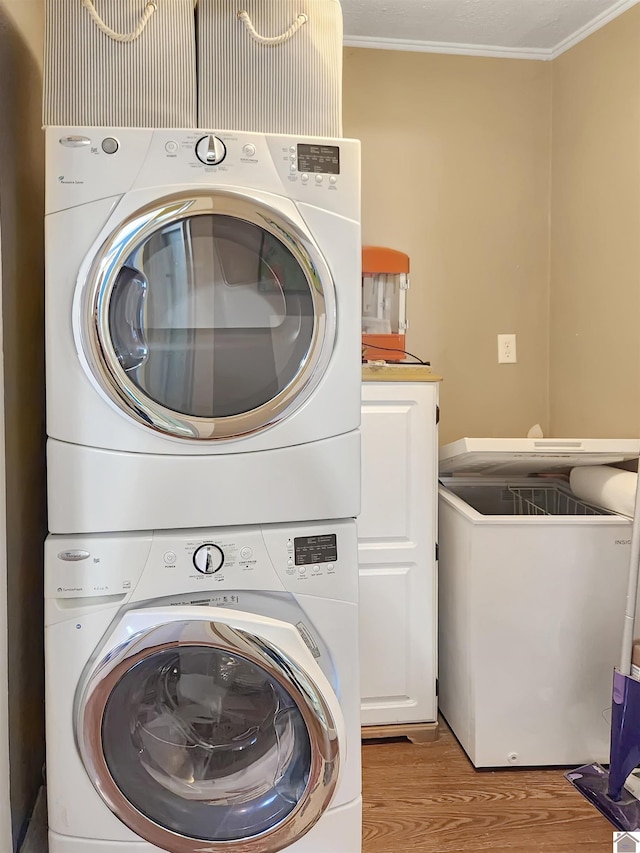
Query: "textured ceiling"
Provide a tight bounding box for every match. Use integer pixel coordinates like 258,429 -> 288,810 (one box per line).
342,0 -> 636,55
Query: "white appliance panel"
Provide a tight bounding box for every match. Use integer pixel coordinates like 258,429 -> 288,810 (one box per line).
48,797 -> 362,852
438,476 -> 635,767
440,437 -> 640,476
45,520 -> 361,849
45,128 -> 361,533
47,432 -> 360,535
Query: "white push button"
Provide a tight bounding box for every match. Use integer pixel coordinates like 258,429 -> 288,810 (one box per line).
165,141 -> 179,154
240,546 -> 253,560
315,174 -> 324,184
243,143 -> 256,157
163,551 -> 177,564
290,164 -> 297,172
298,565 -> 307,575
301,174 -> 309,183
329,176 -> 337,185
101,137 -> 119,155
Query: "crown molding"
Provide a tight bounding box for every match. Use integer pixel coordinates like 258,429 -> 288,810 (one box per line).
551,0 -> 640,58
343,34 -> 553,61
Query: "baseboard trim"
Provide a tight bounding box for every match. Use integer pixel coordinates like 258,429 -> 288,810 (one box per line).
362,720 -> 440,744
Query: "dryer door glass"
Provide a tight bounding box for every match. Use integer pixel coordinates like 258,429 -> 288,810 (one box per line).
99,645 -> 319,845
84,193 -> 336,440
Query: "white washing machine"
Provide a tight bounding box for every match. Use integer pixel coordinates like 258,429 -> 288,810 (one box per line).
45,518 -> 361,853
45,127 -> 361,534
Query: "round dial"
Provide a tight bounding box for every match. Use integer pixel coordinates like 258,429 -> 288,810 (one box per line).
195,134 -> 227,166
193,544 -> 224,574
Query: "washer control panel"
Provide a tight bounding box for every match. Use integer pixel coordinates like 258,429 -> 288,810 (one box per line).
45,520 -> 358,607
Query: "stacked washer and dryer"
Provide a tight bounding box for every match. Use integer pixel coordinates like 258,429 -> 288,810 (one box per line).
43,3 -> 362,853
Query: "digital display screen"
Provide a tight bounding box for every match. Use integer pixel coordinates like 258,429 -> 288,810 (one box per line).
297,144 -> 340,175
294,534 -> 338,565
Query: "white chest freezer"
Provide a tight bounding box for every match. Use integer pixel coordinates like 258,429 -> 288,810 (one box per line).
438,437 -> 640,768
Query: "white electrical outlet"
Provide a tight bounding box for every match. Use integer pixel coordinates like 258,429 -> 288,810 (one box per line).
498,334 -> 517,364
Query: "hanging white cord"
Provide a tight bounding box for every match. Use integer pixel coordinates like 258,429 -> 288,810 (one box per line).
237,10 -> 308,45
620,461 -> 640,674
82,0 -> 158,42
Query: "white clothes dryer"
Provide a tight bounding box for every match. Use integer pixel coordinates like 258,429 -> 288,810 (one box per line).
45,128 -> 361,534
45,518 -> 361,853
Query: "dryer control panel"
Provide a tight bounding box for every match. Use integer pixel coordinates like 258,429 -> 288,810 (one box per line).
46,127 -> 361,223
45,519 -> 358,618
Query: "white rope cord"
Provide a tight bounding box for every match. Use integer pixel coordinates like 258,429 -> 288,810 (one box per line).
82,0 -> 158,42
237,10 -> 308,45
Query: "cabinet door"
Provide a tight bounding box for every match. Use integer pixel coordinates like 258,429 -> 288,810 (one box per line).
358,382 -> 438,726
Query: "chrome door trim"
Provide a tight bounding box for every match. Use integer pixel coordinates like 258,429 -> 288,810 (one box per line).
80,190 -> 336,440
77,618 -> 341,853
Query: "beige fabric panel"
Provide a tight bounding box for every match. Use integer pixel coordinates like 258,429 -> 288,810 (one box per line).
198,0 -> 342,137
43,0 -> 197,127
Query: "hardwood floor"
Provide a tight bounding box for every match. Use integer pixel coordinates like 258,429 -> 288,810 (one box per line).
31,721 -> 614,853
362,721 -> 614,853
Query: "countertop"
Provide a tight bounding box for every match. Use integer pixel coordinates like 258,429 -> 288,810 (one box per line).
362,363 -> 442,383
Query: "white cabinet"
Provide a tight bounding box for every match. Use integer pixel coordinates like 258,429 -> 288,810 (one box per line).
358,373 -> 440,727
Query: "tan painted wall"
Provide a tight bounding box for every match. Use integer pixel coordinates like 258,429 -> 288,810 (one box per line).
550,7 -> 640,438
344,49 -> 553,444
0,2 -> 46,847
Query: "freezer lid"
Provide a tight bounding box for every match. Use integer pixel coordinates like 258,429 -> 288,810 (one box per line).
439,438 -> 640,476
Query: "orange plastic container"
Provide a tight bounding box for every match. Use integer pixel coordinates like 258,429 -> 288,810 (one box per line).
362,246 -> 409,361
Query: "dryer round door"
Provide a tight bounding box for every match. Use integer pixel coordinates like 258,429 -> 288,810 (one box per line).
79,190 -> 336,440
77,609 -> 343,853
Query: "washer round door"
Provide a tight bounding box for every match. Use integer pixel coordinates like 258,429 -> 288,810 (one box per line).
77,610 -> 343,853
79,190 -> 336,440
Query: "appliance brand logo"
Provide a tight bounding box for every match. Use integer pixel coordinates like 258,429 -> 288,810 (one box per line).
615,539 -> 632,546
58,175 -> 85,185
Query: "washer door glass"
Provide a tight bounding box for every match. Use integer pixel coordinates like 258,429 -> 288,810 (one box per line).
83,192 -> 335,440
101,645 -> 312,842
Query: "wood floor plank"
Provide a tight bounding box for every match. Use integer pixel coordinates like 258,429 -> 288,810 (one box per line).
362,721 -> 614,852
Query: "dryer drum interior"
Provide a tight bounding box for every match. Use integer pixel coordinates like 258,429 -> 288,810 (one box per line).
82,192 -> 337,440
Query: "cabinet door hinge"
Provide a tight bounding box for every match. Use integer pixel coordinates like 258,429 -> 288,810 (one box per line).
435,542 -> 439,562
436,678 -> 439,697
436,405 -> 440,425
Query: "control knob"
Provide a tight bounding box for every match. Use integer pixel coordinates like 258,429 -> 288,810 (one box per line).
193,544 -> 224,574
195,134 -> 227,166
